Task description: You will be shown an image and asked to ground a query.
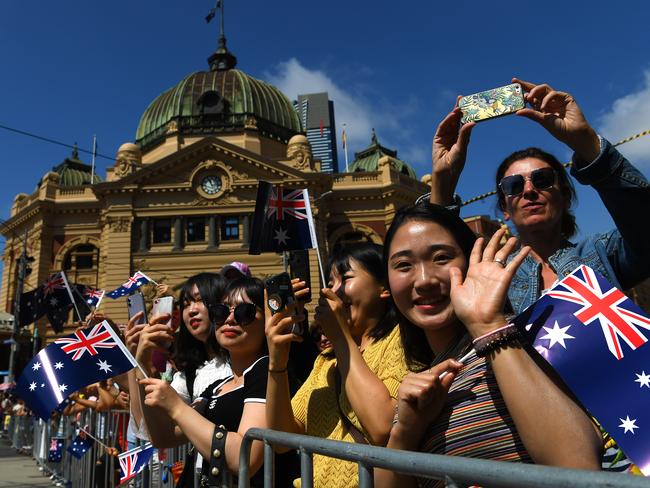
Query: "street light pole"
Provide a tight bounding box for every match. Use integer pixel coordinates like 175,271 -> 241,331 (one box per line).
7,229 -> 28,383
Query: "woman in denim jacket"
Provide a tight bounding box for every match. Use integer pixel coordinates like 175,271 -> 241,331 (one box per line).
428,78 -> 650,312
427,78 -> 649,473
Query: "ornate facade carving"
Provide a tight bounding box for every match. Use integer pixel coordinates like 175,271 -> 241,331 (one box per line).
114,143 -> 143,178
286,135 -> 314,171
107,217 -> 131,233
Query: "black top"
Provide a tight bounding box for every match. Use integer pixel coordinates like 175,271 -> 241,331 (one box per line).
195,356 -> 299,487
197,355 -> 269,431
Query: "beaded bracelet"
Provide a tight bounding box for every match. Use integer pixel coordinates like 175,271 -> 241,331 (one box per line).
472,324 -> 521,358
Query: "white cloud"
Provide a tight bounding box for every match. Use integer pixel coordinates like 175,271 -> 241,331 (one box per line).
265,58 -> 427,171
599,70 -> 650,169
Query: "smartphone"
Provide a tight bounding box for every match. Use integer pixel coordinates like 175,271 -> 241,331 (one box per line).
264,272 -> 297,329
152,296 -> 174,328
459,83 -> 525,124
289,250 -> 312,303
126,292 -> 147,325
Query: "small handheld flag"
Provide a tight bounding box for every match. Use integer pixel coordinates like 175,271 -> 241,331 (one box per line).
249,182 -> 317,255
106,271 -> 155,299
119,443 -> 155,484
513,265 -> 650,474
67,433 -> 93,459
48,438 -> 65,462
14,320 -> 138,419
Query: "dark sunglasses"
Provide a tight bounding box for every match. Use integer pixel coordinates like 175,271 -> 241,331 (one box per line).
210,303 -> 258,326
499,167 -> 556,197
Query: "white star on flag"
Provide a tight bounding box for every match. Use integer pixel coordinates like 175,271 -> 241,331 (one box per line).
40,383 -> 45,388
274,227 -> 289,244
54,362 -> 64,370
32,362 -> 41,371
619,416 -> 639,434
635,371 -> 650,388
97,359 -> 112,374
29,382 -> 37,391
539,321 -> 575,349
59,384 -> 68,393
50,297 -> 58,306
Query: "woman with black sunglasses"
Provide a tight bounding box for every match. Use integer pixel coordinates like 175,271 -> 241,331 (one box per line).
427,78 -> 649,473
139,276 -> 302,487
428,78 -> 649,314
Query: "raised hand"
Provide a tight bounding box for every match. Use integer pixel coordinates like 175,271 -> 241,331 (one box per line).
513,78 -> 600,162
124,311 -> 147,355
313,288 -> 351,346
392,359 -> 462,445
449,228 -> 530,338
135,314 -> 174,370
430,101 -> 475,205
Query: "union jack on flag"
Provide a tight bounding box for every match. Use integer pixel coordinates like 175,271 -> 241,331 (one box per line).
54,321 -> 119,361
267,187 -> 308,221
546,265 -> 650,360
513,265 -> 650,475
81,286 -> 105,307
43,273 -> 66,295
119,443 -> 155,484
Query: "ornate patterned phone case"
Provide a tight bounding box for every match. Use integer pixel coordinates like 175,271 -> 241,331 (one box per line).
459,83 -> 525,123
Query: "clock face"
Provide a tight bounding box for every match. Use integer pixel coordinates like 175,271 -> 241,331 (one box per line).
201,175 -> 222,195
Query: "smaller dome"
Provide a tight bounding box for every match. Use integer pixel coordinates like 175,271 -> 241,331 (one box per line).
347,130 -> 417,179
39,147 -> 103,187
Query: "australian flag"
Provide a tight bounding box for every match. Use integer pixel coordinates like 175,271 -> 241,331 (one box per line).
106,271 -> 153,299
513,265 -> 650,475
14,320 -> 138,420
77,285 -> 105,308
18,272 -> 76,332
48,437 -> 65,462
119,443 -> 155,484
67,433 -> 93,459
249,182 -> 317,254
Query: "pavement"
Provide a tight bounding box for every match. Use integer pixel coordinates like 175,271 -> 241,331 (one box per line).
0,437 -> 54,487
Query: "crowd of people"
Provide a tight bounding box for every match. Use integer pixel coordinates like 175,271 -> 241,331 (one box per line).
7,79 -> 650,487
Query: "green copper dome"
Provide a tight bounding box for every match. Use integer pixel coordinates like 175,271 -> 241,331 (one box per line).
135,68 -> 302,150
348,131 -> 417,179
38,147 -> 102,187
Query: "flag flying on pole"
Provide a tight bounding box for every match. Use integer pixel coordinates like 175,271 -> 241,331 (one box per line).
14,320 -> 138,420
512,264 -> 650,475
18,272 -> 78,332
342,128 -> 347,149
205,0 -> 221,23
119,443 -> 155,484
48,437 -> 65,462
77,285 -> 105,308
106,271 -> 153,299
67,434 -> 93,459
249,181 -> 317,254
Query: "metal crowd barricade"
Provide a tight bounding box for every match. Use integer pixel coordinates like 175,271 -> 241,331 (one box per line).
28,407 -> 192,488
239,428 -> 650,488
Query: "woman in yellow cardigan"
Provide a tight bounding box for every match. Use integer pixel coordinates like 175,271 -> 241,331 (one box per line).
266,243 -> 409,487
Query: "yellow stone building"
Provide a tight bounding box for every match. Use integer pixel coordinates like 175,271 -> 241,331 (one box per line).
1,38 -> 455,351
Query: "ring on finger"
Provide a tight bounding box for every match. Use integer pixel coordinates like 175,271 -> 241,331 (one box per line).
494,257 -> 506,268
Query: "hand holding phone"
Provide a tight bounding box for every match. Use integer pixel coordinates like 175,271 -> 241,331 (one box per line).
127,292 -> 147,325
265,272 -> 302,335
151,296 -> 174,349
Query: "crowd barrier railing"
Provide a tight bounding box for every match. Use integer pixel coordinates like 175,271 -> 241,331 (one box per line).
5,409 -> 192,488
238,428 -> 650,488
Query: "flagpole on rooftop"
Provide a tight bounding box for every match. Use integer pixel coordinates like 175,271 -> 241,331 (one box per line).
90,135 -> 97,184
342,124 -> 349,172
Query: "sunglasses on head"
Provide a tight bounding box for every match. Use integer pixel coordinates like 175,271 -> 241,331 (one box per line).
210,303 -> 258,326
499,167 -> 556,197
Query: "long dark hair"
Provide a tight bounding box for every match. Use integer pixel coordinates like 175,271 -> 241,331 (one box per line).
328,242 -> 395,342
383,202 -> 477,370
495,147 -> 578,238
207,276 -> 268,356
173,272 -> 227,375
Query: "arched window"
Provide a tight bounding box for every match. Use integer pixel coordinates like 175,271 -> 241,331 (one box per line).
63,244 -> 99,287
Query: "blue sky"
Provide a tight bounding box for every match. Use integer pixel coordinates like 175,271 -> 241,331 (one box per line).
1,0 -> 649,253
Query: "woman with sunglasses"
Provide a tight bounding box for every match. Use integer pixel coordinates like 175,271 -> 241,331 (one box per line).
427,79 -> 649,473
139,276 -> 302,486
375,203 -> 602,488
428,78 -> 649,313
266,243 -> 409,488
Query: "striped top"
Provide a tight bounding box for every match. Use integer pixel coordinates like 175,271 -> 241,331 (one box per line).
418,350 -> 532,488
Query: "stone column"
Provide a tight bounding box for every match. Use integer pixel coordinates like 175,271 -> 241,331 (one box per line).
138,219 -> 149,252
173,217 -> 183,252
